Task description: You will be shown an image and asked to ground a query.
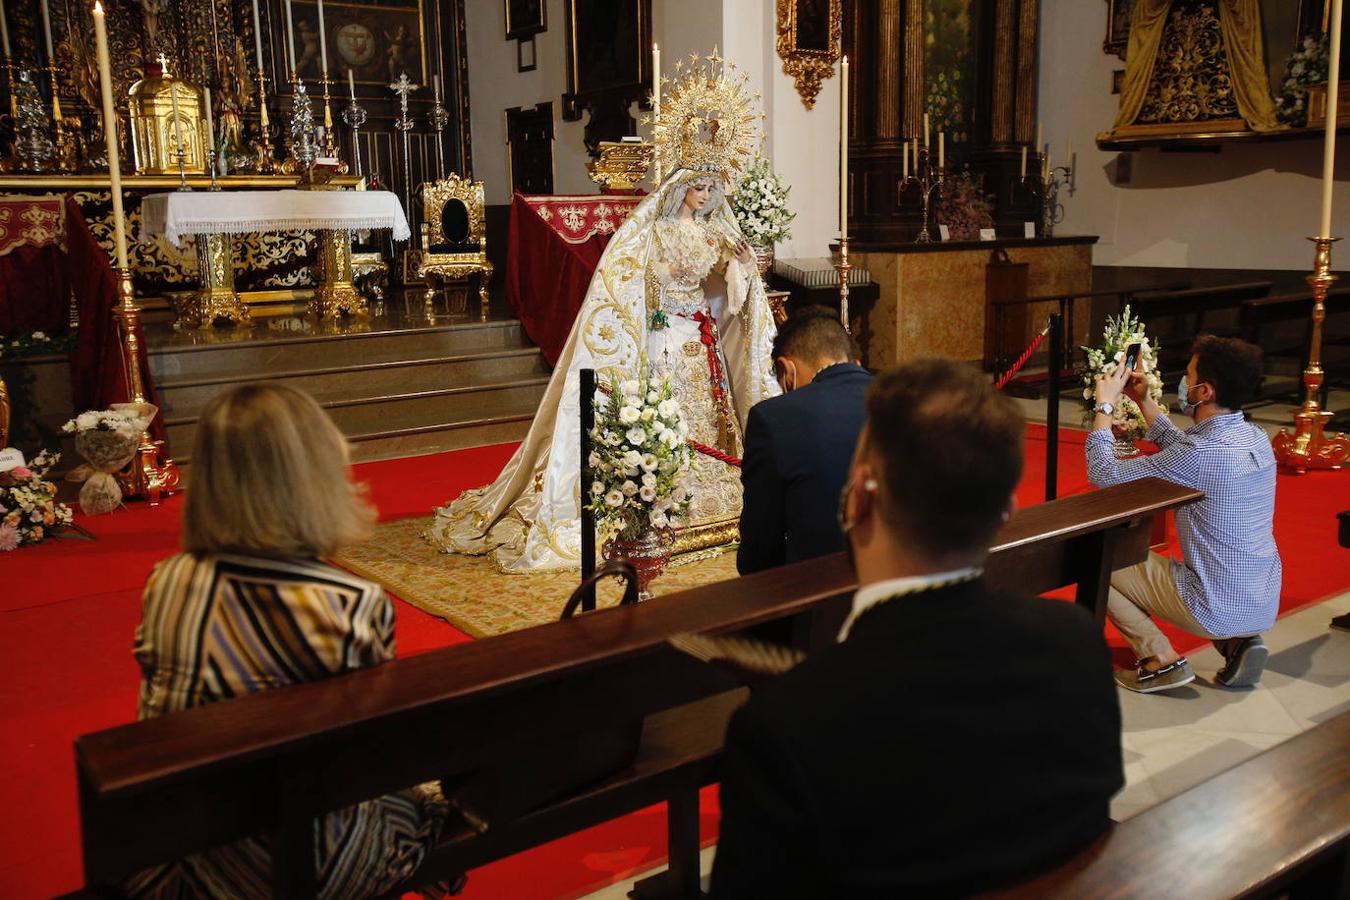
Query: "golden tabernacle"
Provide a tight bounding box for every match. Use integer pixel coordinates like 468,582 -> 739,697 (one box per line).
129,59 -> 208,176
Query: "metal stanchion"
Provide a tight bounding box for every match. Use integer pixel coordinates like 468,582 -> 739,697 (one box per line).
580,368 -> 597,612
1046,312 -> 1062,502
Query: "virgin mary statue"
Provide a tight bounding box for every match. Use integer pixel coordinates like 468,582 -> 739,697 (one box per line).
428,54 -> 778,572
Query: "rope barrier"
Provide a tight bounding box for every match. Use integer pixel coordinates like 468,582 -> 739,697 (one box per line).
994,325 -> 1051,391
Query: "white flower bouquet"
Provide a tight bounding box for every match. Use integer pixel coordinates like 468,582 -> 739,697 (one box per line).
1081,305 -> 1164,442
730,157 -> 797,248
586,367 -> 693,543
1275,33 -> 1330,127
62,403 -> 156,515
0,449 -> 74,550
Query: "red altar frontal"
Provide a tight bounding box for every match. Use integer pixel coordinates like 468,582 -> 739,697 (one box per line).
505,193 -> 643,366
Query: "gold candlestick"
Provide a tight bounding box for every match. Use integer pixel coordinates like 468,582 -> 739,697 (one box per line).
1272,237 -> 1350,472
46,63 -> 75,171
320,70 -> 341,162
835,236 -> 852,334
254,66 -> 277,174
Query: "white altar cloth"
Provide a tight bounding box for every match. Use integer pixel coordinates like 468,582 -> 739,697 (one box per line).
139,190 -> 411,245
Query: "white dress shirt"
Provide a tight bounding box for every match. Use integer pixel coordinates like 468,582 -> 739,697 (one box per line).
838,567 -> 982,641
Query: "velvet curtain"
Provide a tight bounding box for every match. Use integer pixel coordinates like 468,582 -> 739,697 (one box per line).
1114,0 -> 1280,132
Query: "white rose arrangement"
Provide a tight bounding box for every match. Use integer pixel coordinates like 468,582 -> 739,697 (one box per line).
1081,305 -> 1163,441
730,157 -> 797,248
586,366 -> 694,542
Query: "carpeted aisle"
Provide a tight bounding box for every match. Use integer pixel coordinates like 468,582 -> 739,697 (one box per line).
0,427 -> 1345,898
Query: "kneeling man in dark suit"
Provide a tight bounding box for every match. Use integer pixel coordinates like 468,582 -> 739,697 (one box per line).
738,310 -> 872,574
713,358 -> 1124,898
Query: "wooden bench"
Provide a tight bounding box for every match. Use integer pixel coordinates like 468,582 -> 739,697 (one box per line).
68,478 -> 1200,899
1130,281 -> 1275,373
981,709 -> 1350,899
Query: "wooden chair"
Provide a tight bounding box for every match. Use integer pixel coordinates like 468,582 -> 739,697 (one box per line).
68,478 -> 1201,899
402,174 -> 494,317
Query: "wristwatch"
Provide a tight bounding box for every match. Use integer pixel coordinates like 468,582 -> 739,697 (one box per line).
1095,402 -> 1115,417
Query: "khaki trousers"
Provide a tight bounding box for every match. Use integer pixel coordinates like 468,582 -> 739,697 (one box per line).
1107,552 -> 1231,661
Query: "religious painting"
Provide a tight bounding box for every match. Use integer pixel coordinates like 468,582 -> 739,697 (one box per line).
774,0 -> 841,108
506,0 -> 547,40
565,0 -> 647,96
1104,0 -> 1136,59
288,0 -> 427,87
924,0 -> 975,146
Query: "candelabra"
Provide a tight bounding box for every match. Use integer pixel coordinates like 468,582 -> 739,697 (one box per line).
1,58 -> 19,171
834,237 -> 852,333
46,63 -> 75,171
206,148 -> 220,190
253,66 -> 278,174
14,71 -> 53,172
389,73 -> 419,226
428,96 -> 449,179
342,92 -> 368,179
1014,159 -> 1074,238
319,70 -> 341,161
113,267 -> 181,504
1272,237 -> 1350,472
901,143 -> 944,243
287,76 -> 318,173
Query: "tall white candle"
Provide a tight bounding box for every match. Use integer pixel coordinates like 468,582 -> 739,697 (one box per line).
251,0 -> 265,70
1020,145 -> 1027,178
652,43 -> 660,118
1043,148 -> 1051,180
1065,137 -> 1072,168
433,73 -> 441,103
203,86 -> 214,168
903,139 -> 909,181
1319,0 -> 1343,238
39,0 -> 53,60
284,0 -> 296,73
92,2 -> 128,269
316,0 -> 327,73
1,2 -> 11,57
1036,121 -> 1042,156
923,111 -> 930,147
840,55 -> 848,241
938,132 -> 944,170
169,78 -> 186,167
348,66 -> 356,100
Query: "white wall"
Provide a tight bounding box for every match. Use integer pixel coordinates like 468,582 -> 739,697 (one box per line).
1039,0 -> 1350,271
466,0 -> 842,258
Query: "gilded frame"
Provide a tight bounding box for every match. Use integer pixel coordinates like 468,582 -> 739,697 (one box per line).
421,174 -> 486,248
1104,0 -> 1135,60
776,0 -> 842,109
564,0 -> 650,99
505,0 -> 546,40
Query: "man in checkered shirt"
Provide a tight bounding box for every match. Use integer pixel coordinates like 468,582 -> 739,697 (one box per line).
1087,335 -> 1282,694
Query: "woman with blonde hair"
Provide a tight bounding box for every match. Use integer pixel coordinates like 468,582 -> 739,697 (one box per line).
125,383 -> 446,900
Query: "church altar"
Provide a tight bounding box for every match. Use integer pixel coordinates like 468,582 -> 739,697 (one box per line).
139,190 -> 410,324
506,193 -> 643,365
853,235 -> 1098,368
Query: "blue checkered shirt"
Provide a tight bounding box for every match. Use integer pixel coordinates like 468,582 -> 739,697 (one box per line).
1086,412 -> 1282,636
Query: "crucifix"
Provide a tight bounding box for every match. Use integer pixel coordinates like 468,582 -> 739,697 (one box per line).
389,72 -> 420,230
156,52 -> 171,76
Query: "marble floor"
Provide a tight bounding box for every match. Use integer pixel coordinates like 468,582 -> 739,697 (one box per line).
580,592 -> 1350,899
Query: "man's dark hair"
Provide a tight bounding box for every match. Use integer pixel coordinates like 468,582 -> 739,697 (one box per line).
864,358 -> 1024,558
772,306 -> 853,363
1191,335 -> 1264,410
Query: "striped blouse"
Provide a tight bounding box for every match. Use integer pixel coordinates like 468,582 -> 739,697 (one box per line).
124,552 -> 446,900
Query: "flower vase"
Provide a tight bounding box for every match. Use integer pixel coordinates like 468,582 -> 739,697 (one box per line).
752,244 -> 775,285
1111,426 -> 1143,459
604,527 -> 675,601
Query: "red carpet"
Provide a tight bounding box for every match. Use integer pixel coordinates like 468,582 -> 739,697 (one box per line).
0,428 -> 1345,897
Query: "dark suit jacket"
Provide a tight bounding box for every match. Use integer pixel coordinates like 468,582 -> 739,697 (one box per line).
737,363 -> 872,575
710,580 -> 1124,898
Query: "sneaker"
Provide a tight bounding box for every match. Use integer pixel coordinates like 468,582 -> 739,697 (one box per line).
1116,657 -> 1195,694
1215,635 -> 1268,688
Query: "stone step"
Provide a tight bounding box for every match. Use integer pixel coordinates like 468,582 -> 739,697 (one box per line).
347,414 -> 532,463
166,378 -> 548,464
156,347 -> 550,420
148,319 -> 530,383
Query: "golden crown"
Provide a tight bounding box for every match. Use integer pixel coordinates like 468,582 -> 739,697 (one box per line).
645,49 -> 763,188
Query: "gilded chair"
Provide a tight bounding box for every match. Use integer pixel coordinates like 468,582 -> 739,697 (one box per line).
402,174 -> 493,317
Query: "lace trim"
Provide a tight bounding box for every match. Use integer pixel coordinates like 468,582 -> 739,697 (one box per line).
165,215 -> 411,244
837,569 -> 985,641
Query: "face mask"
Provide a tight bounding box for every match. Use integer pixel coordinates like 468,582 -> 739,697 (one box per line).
1176,375 -> 1210,417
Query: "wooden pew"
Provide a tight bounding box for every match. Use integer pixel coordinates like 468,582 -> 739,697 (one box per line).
69,477 -> 1200,899
1240,287 -> 1350,403
1131,281 -> 1275,372
981,709 -> 1350,899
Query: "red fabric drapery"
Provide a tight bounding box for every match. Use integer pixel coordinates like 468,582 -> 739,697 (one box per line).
505,193 -> 642,366
0,195 -> 163,440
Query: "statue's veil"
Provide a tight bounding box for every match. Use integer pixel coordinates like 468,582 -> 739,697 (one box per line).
427,52 -> 777,572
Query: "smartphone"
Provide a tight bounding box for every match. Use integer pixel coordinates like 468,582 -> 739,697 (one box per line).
1124,342 -> 1142,371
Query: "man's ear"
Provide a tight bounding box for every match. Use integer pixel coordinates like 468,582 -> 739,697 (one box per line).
776,357 -> 796,392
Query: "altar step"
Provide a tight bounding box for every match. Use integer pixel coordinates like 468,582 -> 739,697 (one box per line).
148,314 -> 549,465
